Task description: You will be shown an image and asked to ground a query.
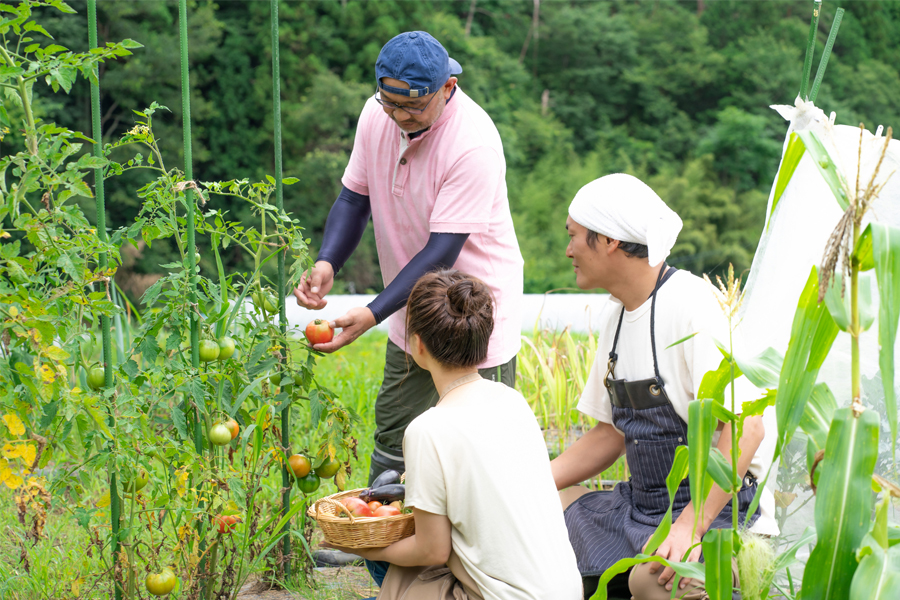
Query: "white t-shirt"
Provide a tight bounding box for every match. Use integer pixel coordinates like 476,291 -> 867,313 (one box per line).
403,379 -> 582,600
577,271 -> 779,535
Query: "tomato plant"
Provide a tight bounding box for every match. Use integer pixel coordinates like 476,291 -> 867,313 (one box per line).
305,319 -> 334,345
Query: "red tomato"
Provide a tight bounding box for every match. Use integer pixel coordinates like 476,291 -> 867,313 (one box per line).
374,505 -> 401,517
367,501 -> 383,512
341,497 -> 373,517
214,514 -> 241,534
305,319 -> 334,345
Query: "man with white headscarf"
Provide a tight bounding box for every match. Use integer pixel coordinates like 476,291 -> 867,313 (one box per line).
551,174 -> 777,600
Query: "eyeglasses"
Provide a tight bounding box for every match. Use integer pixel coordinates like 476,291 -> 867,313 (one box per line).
374,88 -> 438,115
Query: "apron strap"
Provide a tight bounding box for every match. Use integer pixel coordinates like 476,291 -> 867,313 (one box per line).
608,264 -> 677,383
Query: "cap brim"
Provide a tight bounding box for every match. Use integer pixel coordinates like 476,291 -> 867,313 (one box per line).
448,57 -> 463,75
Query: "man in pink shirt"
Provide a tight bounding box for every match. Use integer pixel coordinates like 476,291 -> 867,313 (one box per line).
294,31 -> 524,484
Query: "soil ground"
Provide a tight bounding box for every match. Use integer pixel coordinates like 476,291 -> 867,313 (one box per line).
236,567 -> 377,600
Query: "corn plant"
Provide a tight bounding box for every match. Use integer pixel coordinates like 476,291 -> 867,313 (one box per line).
517,322 -> 628,486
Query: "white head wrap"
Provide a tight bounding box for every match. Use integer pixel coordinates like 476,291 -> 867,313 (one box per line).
568,173 -> 683,267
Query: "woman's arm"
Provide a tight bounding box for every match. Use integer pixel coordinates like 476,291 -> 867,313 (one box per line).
327,508 -> 453,566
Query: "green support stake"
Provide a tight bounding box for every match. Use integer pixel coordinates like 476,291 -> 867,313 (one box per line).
178,0 -> 207,588
270,0 -> 292,576
86,2 -> 122,598
809,7 -> 844,104
799,0 -> 822,100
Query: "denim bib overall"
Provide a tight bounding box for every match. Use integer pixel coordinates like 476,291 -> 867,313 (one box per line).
563,266 -> 759,578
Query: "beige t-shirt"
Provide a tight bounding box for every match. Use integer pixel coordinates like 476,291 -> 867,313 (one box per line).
576,270 -> 779,536
403,379 -> 582,600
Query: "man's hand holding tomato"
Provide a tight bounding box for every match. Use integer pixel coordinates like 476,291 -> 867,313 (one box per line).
294,261 -> 375,353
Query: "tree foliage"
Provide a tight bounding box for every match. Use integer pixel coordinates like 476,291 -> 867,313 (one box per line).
20,0 -> 900,296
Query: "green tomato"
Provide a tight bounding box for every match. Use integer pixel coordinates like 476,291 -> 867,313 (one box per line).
208,423 -> 232,446
269,371 -> 282,386
253,290 -> 278,314
198,339 -> 220,362
292,372 -> 303,386
122,469 -> 149,493
87,366 -> 105,391
217,336 -> 236,360
297,471 -> 320,495
145,568 -> 177,596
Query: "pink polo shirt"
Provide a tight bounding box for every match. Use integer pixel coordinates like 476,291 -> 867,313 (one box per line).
342,86 -> 523,367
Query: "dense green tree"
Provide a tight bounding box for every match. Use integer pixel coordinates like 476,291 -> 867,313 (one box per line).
19,0 -> 898,300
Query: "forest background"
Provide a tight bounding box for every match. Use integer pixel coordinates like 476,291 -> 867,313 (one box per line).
7,0 -> 900,301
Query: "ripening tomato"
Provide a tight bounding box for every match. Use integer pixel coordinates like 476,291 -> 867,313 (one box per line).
314,455 -> 341,478
223,418 -> 239,440
287,454 -> 311,478
367,501 -> 383,512
208,423 -> 232,446
217,336 -> 236,360
87,366 -> 106,391
145,568 -> 177,596
305,319 -> 334,345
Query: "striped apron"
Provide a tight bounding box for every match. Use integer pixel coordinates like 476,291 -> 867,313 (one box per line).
564,266 -> 759,578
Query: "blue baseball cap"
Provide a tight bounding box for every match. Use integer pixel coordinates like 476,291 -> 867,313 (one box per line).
375,31 -> 462,98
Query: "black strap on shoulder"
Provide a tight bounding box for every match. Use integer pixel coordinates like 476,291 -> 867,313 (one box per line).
608,264 -> 677,378
649,265 -> 677,384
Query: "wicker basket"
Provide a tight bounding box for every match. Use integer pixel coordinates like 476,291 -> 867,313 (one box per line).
308,488 -> 415,549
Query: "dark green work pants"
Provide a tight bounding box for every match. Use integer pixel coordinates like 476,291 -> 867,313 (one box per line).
368,339 -> 517,485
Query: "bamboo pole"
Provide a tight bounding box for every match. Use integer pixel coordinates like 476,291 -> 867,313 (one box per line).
270,0 -> 292,576
799,0 -> 822,100
86,2 -> 122,598
178,0 -> 207,588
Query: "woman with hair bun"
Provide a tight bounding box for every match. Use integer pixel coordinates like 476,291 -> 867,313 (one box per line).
329,270 -> 582,600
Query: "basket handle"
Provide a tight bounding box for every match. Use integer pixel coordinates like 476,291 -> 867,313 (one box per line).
315,496 -> 356,524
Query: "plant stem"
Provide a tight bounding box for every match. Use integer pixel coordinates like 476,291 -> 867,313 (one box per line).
729,326 -> 739,532
851,221 -> 861,405
0,45 -> 37,153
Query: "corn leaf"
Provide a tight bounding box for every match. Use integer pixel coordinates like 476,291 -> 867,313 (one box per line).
707,448 -> 735,493
589,553 -> 705,600
870,223 -> 900,457
698,357 -> 743,404
735,347 -> 784,389
689,399 -> 716,530
703,528 -> 735,600
795,129 -> 850,210
823,271 -> 876,333
775,267 -> 839,455
768,133 -> 806,228
799,382 -> 837,456
800,408 -> 879,600
854,224 -> 875,272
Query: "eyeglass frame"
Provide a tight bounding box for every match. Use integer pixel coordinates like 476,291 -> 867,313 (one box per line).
374,86 -> 439,115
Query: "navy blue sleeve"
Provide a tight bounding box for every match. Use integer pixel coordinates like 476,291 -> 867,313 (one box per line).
367,232 -> 469,324
316,186 -> 371,274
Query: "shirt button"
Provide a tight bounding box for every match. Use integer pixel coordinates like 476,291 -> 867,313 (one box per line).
634,440 -> 639,445
678,437 -> 683,442
399,158 -> 407,165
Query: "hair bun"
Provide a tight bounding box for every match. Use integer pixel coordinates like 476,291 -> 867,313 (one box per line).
446,280 -> 475,316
